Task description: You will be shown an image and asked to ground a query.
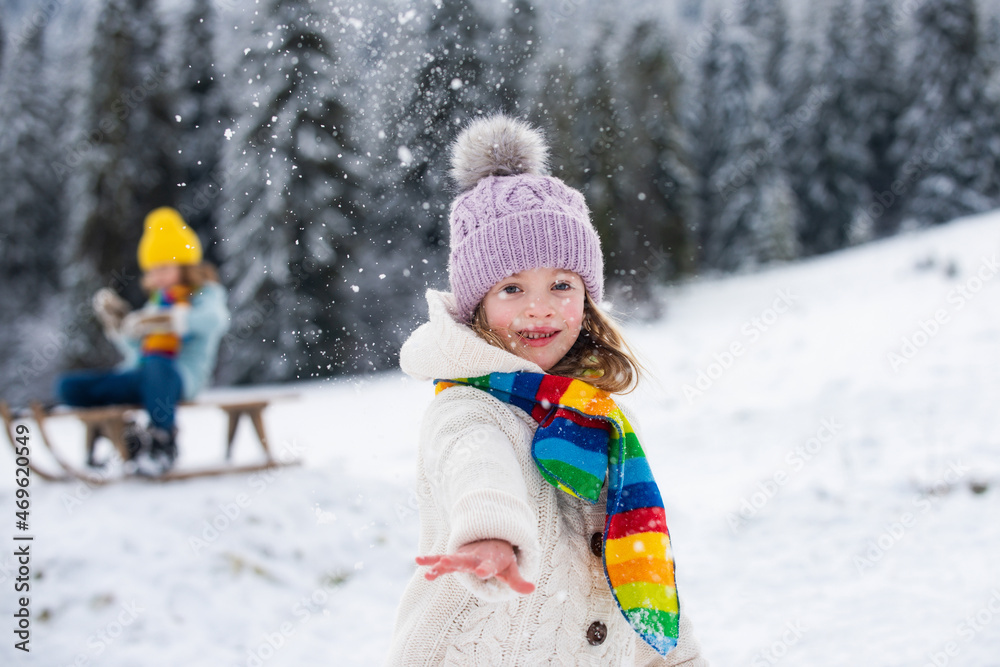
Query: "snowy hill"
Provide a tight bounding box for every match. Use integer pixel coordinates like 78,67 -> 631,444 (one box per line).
3,210 -> 1000,666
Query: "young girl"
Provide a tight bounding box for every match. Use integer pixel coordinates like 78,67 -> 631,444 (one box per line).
57,207 -> 229,475
388,116 -> 707,665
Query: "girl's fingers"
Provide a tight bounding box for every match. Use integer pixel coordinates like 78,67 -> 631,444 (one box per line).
415,555 -> 442,566
439,553 -> 481,571
498,562 -> 535,595
417,542 -> 534,594
418,552 -> 483,580
472,554 -> 499,578
416,553 -> 479,569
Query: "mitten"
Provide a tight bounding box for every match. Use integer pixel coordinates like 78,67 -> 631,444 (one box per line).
92,288 -> 131,333
121,310 -> 173,339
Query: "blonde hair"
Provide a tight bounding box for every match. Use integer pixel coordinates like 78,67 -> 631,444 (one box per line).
470,291 -> 644,394
141,262 -> 219,293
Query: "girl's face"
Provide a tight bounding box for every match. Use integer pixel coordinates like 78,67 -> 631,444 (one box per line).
145,263 -> 182,291
481,267 -> 586,371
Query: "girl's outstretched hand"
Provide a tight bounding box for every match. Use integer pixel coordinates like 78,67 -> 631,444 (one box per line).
416,539 -> 535,595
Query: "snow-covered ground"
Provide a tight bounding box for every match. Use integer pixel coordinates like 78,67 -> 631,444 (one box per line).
3,211 -> 1000,666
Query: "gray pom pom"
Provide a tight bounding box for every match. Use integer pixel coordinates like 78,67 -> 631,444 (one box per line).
450,115 -> 549,192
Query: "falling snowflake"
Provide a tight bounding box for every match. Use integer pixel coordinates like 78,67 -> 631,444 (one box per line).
314,506 -> 336,525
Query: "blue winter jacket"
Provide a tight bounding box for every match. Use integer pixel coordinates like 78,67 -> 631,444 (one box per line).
112,282 -> 230,400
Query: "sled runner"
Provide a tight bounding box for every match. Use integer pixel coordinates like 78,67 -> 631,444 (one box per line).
0,397 -> 301,483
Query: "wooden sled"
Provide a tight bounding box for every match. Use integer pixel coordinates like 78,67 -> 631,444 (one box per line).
0,397 -> 301,484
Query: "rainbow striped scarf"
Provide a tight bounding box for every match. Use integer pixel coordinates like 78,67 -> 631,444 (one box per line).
434,372 -> 679,656
141,285 -> 190,359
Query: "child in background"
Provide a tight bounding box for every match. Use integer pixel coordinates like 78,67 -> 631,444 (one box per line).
58,207 -> 229,475
387,116 -> 707,665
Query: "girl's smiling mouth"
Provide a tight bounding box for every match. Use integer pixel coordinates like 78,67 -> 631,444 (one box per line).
516,328 -> 561,347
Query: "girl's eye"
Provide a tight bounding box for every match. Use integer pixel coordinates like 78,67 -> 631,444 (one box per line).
501,285 -> 521,294
553,282 -> 572,291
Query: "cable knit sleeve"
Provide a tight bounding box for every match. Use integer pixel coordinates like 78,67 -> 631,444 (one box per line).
420,387 -> 541,602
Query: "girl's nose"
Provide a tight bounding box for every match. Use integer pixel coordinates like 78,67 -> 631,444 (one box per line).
524,295 -> 556,318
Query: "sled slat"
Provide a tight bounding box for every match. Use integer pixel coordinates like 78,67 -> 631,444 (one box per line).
1,396 -> 299,483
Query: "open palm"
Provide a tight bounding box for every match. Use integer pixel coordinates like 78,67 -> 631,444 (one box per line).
416,539 -> 535,595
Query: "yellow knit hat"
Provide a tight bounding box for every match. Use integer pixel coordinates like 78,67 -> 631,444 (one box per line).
137,207 -> 203,271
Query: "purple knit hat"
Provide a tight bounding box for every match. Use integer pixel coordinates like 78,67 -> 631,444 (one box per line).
447,115 -> 604,322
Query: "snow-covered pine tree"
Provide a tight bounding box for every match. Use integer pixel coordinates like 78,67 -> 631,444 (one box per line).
978,12 -> 1000,206
986,13 -> 1000,84
537,22 -> 694,284
735,0 -> 801,265
63,0 -> 178,303
571,34 -> 629,277
173,0 -> 227,265
530,57 -> 580,180
493,0 -> 536,113
691,21 -> 793,270
0,24 -> 63,304
367,0 -> 515,358
790,0 -> 870,254
0,10 -> 6,73
218,0 -> 364,384
552,25 -> 703,290
53,0 -> 179,378
610,19 -> 696,300
891,0 -> 995,226
854,0 -> 905,238
379,0 -> 498,264
738,0 -> 791,120
0,20 -> 69,403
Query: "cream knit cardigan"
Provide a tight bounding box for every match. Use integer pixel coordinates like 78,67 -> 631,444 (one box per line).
386,290 -> 708,666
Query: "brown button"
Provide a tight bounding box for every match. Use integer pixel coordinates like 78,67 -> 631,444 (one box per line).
586,620 -> 607,645
590,532 -> 602,557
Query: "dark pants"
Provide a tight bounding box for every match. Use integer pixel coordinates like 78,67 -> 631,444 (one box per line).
56,356 -> 183,431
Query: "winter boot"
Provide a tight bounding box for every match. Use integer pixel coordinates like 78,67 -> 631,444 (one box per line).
134,427 -> 178,477
122,419 -> 149,462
